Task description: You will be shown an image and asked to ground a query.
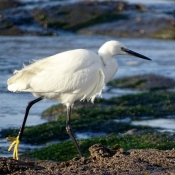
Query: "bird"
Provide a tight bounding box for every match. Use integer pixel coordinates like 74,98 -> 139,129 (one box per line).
6,40 -> 151,160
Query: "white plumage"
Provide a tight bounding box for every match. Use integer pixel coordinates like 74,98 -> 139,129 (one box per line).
8,41 -> 121,105
7,40 -> 151,159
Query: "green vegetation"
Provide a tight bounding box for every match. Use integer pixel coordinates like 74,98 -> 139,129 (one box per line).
2,91 -> 175,145
3,74 -> 175,161
23,132 -> 175,161
42,91 -> 175,119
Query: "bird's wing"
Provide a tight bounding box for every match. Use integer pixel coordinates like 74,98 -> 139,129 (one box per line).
8,49 -> 105,97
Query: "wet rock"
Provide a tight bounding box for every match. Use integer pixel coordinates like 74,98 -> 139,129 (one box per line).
0,7 -> 53,35
0,8 -> 33,30
0,0 -> 20,11
78,10 -> 175,39
135,4 -> 147,11
0,25 -> 22,35
108,74 -> 175,90
32,1 -> 128,31
0,1 -> 174,37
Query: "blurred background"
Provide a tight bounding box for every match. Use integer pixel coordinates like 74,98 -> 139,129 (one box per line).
0,0 -> 175,157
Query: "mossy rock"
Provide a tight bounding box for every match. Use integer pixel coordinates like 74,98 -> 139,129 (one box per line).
32,1 -> 129,31
151,26 -> 175,40
2,91 -> 175,145
78,9 -> 175,40
108,74 -> 175,90
42,91 -> 175,119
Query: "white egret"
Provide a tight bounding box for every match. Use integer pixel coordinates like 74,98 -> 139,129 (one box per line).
7,40 -> 151,160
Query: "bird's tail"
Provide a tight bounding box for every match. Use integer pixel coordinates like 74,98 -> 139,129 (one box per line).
7,69 -> 32,92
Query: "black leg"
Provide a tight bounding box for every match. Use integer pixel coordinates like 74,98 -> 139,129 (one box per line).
7,97 -> 43,160
18,97 -> 43,140
66,105 -> 83,157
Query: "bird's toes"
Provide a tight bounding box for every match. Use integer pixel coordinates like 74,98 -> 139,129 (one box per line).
6,136 -> 20,160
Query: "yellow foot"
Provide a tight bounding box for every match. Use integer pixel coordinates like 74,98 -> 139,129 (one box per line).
6,136 -> 20,160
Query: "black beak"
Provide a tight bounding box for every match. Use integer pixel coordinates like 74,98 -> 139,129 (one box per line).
122,48 -> 151,61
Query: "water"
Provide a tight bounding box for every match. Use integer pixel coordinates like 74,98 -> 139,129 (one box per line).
113,116 -> 175,133
1,34 -> 175,130
132,118 -> 175,132
15,0 -> 175,13
1,34 -> 175,127
0,34 -> 175,156
18,0 -> 175,6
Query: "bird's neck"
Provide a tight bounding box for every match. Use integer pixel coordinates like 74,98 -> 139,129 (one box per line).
98,52 -> 113,65
99,53 -> 118,84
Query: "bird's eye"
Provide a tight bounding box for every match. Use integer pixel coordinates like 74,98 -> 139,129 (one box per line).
121,47 -> 124,50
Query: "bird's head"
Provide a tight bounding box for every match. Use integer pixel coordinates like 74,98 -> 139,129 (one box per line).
98,40 -> 151,61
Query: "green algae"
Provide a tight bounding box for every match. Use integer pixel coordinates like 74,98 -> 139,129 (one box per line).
3,115 -> 150,144
3,87 -> 175,161
2,91 -> 175,145
23,132 -> 175,161
43,91 -> 175,118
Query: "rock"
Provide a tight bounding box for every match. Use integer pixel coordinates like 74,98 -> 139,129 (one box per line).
0,0 -> 20,11
0,1 -> 174,38
78,10 -> 175,39
0,7 -> 53,36
32,1 -> 128,31
1,145 -> 175,174
0,25 -> 22,35
108,74 -> 175,90
89,144 -> 114,158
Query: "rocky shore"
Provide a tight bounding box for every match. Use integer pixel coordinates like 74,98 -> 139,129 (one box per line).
0,0 -> 174,39
1,144 -> 175,174
1,1 -> 175,174
1,74 -> 175,174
